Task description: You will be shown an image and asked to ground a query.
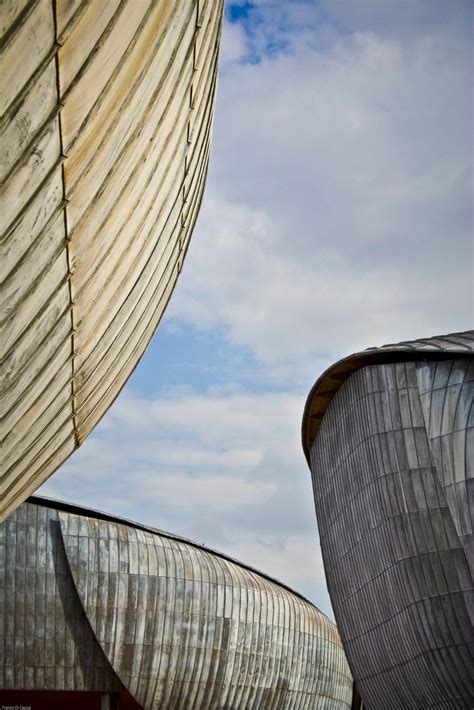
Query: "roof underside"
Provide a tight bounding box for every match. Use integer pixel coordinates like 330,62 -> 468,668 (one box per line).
302,330 -> 474,464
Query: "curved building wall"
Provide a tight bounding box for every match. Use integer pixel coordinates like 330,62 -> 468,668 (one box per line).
308,357 -> 473,709
0,0 -> 223,521
0,501 -> 122,692
1,499 -> 354,709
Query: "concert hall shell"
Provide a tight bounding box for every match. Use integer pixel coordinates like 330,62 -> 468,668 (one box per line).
0,0 -> 223,521
302,331 -> 474,709
0,497 -> 354,709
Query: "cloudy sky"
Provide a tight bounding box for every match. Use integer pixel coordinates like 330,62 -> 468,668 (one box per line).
40,0 -> 473,618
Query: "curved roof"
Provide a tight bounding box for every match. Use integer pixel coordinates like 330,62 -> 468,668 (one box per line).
6,495 -> 354,708
302,330 -> 474,464
0,0 -> 224,521
29,494 -> 319,611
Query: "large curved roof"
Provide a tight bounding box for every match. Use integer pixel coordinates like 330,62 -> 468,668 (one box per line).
29,493 -> 319,610
0,0 -> 224,521
302,330 -> 474,463
3,495 -> 354,708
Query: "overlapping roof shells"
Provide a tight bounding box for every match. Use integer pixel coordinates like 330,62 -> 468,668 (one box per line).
302,331 -> 474,709
0,0 -> 224,521
302,330 -> 474,462
1,496 -> 354,708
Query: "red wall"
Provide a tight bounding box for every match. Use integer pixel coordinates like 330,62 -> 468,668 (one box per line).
0,690 -> 143,709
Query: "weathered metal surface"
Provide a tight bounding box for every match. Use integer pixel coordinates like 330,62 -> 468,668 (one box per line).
416,360 -> 473,570
0,501 -> 122,691
1,498 -> 354,708
60,508 -> 353,709
0,0 -> 223,522
302,330 -> 474,463
305,333 -> 474,709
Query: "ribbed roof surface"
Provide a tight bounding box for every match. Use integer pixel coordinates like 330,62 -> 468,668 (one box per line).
0,0 -> 223,521
302,330 -> 474,462
29,494 -> 318,608
2,496 -> 354,708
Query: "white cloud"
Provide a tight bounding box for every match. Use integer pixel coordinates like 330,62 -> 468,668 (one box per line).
132,472 -> 276,509
219,18 -> 248,64
168,7 -> 472,379
39,387 -> 330,612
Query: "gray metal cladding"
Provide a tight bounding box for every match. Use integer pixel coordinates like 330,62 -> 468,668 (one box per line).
1,499 -> 354,708
308,353 -> 474,709
0,0 -> 224,522
302,330 -> 474,464
0,501 -> 122,692
59,508 -> 353,709
416,360 -> 473,570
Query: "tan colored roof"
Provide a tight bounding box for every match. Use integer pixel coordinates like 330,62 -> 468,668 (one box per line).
0,0 -> 224,521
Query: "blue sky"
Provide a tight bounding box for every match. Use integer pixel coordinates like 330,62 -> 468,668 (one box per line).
40,0 -> 473,618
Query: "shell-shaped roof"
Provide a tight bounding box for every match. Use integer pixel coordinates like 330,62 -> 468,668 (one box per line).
0,0 -> 223,521
1,497 -> 354,708
302,330 -> 474,464
307,356 -> 473,708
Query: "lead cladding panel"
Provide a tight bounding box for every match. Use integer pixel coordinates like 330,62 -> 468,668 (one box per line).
0,0 -> 224,522
0,502 -> 122,691
309,360 -> 474,709
302,331 -> 474,462
59,510 -> 353,710
416,359 -> 473,571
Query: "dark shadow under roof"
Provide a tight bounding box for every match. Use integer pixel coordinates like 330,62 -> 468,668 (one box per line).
302,330 -> 474,465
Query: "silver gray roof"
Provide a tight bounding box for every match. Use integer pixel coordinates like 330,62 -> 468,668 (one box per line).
302,330 -> 474,462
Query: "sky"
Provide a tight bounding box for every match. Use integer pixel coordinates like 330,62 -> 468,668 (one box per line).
39,0 -> 473,619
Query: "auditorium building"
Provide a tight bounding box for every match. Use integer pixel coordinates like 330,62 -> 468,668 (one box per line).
302,331 -> 474,709
1,496 -> 355,709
